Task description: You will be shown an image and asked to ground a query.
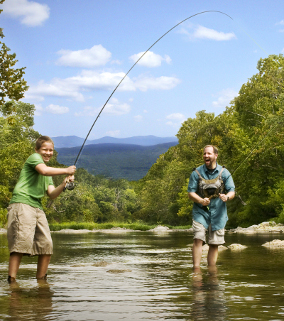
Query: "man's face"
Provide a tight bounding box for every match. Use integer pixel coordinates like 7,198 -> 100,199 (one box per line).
203,146 -> 218,169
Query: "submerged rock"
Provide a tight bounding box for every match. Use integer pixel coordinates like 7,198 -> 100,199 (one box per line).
262,239 -> 284,248
227,243 -> 247,251
107,269 -> 132,273
93,261 -> 109,267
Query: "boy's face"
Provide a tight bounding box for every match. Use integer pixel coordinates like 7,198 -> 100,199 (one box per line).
36,142 -> 54,163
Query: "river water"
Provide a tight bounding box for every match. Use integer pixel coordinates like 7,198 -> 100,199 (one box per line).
0,230 -> 284,320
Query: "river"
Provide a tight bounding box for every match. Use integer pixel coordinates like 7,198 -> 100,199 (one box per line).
0,230 -> 284,320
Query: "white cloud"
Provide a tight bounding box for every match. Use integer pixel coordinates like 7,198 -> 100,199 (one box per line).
2,0 -> 50,26
193,25 -> 236,41
166,113 -> 185,120
104,98 -> 131,115
130,51 -> 171,67
57,45 -> 112,68
134,76 -> 181,91
27,71 -> 180,103
134,115 -> 143,122
212,89 -> 238,108
34,104 -> 44,116
46,104 -> 69,114
105,130 -> 120,137
166,113 -> 186,127
276,20 -> 284,25
75,98 -> 130,117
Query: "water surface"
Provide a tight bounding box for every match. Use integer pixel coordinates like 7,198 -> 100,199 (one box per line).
1,230 -> 284,320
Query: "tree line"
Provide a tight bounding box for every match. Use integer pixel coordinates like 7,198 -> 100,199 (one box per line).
1,3 -> 284,227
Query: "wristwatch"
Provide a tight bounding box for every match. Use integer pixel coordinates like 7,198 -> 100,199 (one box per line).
227,196 -> 230,201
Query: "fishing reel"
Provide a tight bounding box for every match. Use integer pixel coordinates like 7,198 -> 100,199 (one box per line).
63,181 -> 75,192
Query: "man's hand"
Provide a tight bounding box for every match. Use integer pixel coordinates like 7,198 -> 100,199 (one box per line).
201,197 -> 210,206
219,193 -> 228,202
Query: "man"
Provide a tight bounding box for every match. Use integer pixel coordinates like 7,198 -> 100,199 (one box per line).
188,145 -> 235,269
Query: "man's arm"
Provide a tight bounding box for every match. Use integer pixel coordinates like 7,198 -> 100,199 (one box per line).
219,191 -> 235,202
188,192 -> 210,206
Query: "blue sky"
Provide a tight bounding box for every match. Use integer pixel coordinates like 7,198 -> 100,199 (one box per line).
1,0 -> 283,140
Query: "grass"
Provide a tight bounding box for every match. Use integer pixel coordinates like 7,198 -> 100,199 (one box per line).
48,221 -> 192,231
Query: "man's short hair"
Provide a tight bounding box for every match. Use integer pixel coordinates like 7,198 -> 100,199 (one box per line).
35,136 -> 54,150
203,145 -> 218,154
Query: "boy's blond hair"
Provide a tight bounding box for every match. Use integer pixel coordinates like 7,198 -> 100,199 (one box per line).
35,136 -> 54,150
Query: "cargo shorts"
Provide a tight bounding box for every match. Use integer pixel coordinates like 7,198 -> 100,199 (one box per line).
7,203 -> 53,256
193,220 -> 225,245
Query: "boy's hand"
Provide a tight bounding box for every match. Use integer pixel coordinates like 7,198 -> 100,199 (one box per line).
66,165 -> 76,175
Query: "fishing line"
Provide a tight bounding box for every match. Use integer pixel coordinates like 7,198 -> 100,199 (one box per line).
72,10 -> 233,169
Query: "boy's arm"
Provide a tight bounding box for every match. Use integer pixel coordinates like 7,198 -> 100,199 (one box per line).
35,163 -> 76,176
47,175 -> 74,199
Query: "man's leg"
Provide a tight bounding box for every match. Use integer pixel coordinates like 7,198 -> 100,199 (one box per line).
207,244 -> 219,266
8,252 -> 23,279
192,238 -> 204,269
36,254 -> 51,279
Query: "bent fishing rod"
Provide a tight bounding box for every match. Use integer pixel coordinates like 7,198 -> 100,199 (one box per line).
64,10 -> 233,189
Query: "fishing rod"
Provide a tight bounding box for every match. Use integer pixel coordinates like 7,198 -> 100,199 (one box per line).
63,10 -> 234,191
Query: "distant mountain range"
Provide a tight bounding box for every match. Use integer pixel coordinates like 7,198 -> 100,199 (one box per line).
56,141 -> 178,181
52,135 -> 178,148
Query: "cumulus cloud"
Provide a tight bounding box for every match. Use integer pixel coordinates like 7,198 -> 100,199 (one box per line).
179,24 -> 236,41
2,0 -> 50,26
104,98 -> 131,115
193,25 -> 236,41
129,51 -> 171,67
26,70 -> 181,103
75,98 -> 131,117
134,115 -> 143,122
105,130 -> 120,137
46,104 -> 69,114
166,113 -> 186,127
134,75 -> 181,91
34,104 -> 44,116
212,89 -> 238,108
57,45 -> 112,68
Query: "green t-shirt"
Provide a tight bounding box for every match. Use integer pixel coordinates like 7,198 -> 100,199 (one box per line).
10,153 -> 54,210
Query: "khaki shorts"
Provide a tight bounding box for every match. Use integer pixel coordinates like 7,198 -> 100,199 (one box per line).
193,220 -> 225,245
7,203 -> 53,256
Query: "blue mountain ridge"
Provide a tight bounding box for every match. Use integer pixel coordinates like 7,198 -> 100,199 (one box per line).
52,135 -> 178,148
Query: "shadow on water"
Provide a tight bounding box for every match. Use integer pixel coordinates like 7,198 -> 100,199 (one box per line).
1,231 -> 284,320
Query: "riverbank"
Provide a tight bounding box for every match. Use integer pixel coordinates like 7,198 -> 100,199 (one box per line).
1,221 -> 284,234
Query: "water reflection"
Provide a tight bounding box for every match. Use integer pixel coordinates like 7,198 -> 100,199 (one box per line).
7,280 -> 53,321
191,266 -> 226,321
1,231 -> 284,320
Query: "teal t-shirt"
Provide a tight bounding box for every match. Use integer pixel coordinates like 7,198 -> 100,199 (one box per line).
10,153 -> 54,210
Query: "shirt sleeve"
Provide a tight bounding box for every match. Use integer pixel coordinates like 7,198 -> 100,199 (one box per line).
26,153 -> 44,168
222,169 -> 235,192
187,171 -> 199,193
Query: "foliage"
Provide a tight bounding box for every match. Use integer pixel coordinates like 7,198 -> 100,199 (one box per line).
56,142 -> 177,180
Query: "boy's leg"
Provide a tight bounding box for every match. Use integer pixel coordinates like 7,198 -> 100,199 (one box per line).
36,254 -> 51,279
8,252 -> 23,278
192,238 -> 204,269
207,244 -> 219,266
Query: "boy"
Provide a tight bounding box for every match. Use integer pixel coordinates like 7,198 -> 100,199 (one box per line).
7,136 -> 76,282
